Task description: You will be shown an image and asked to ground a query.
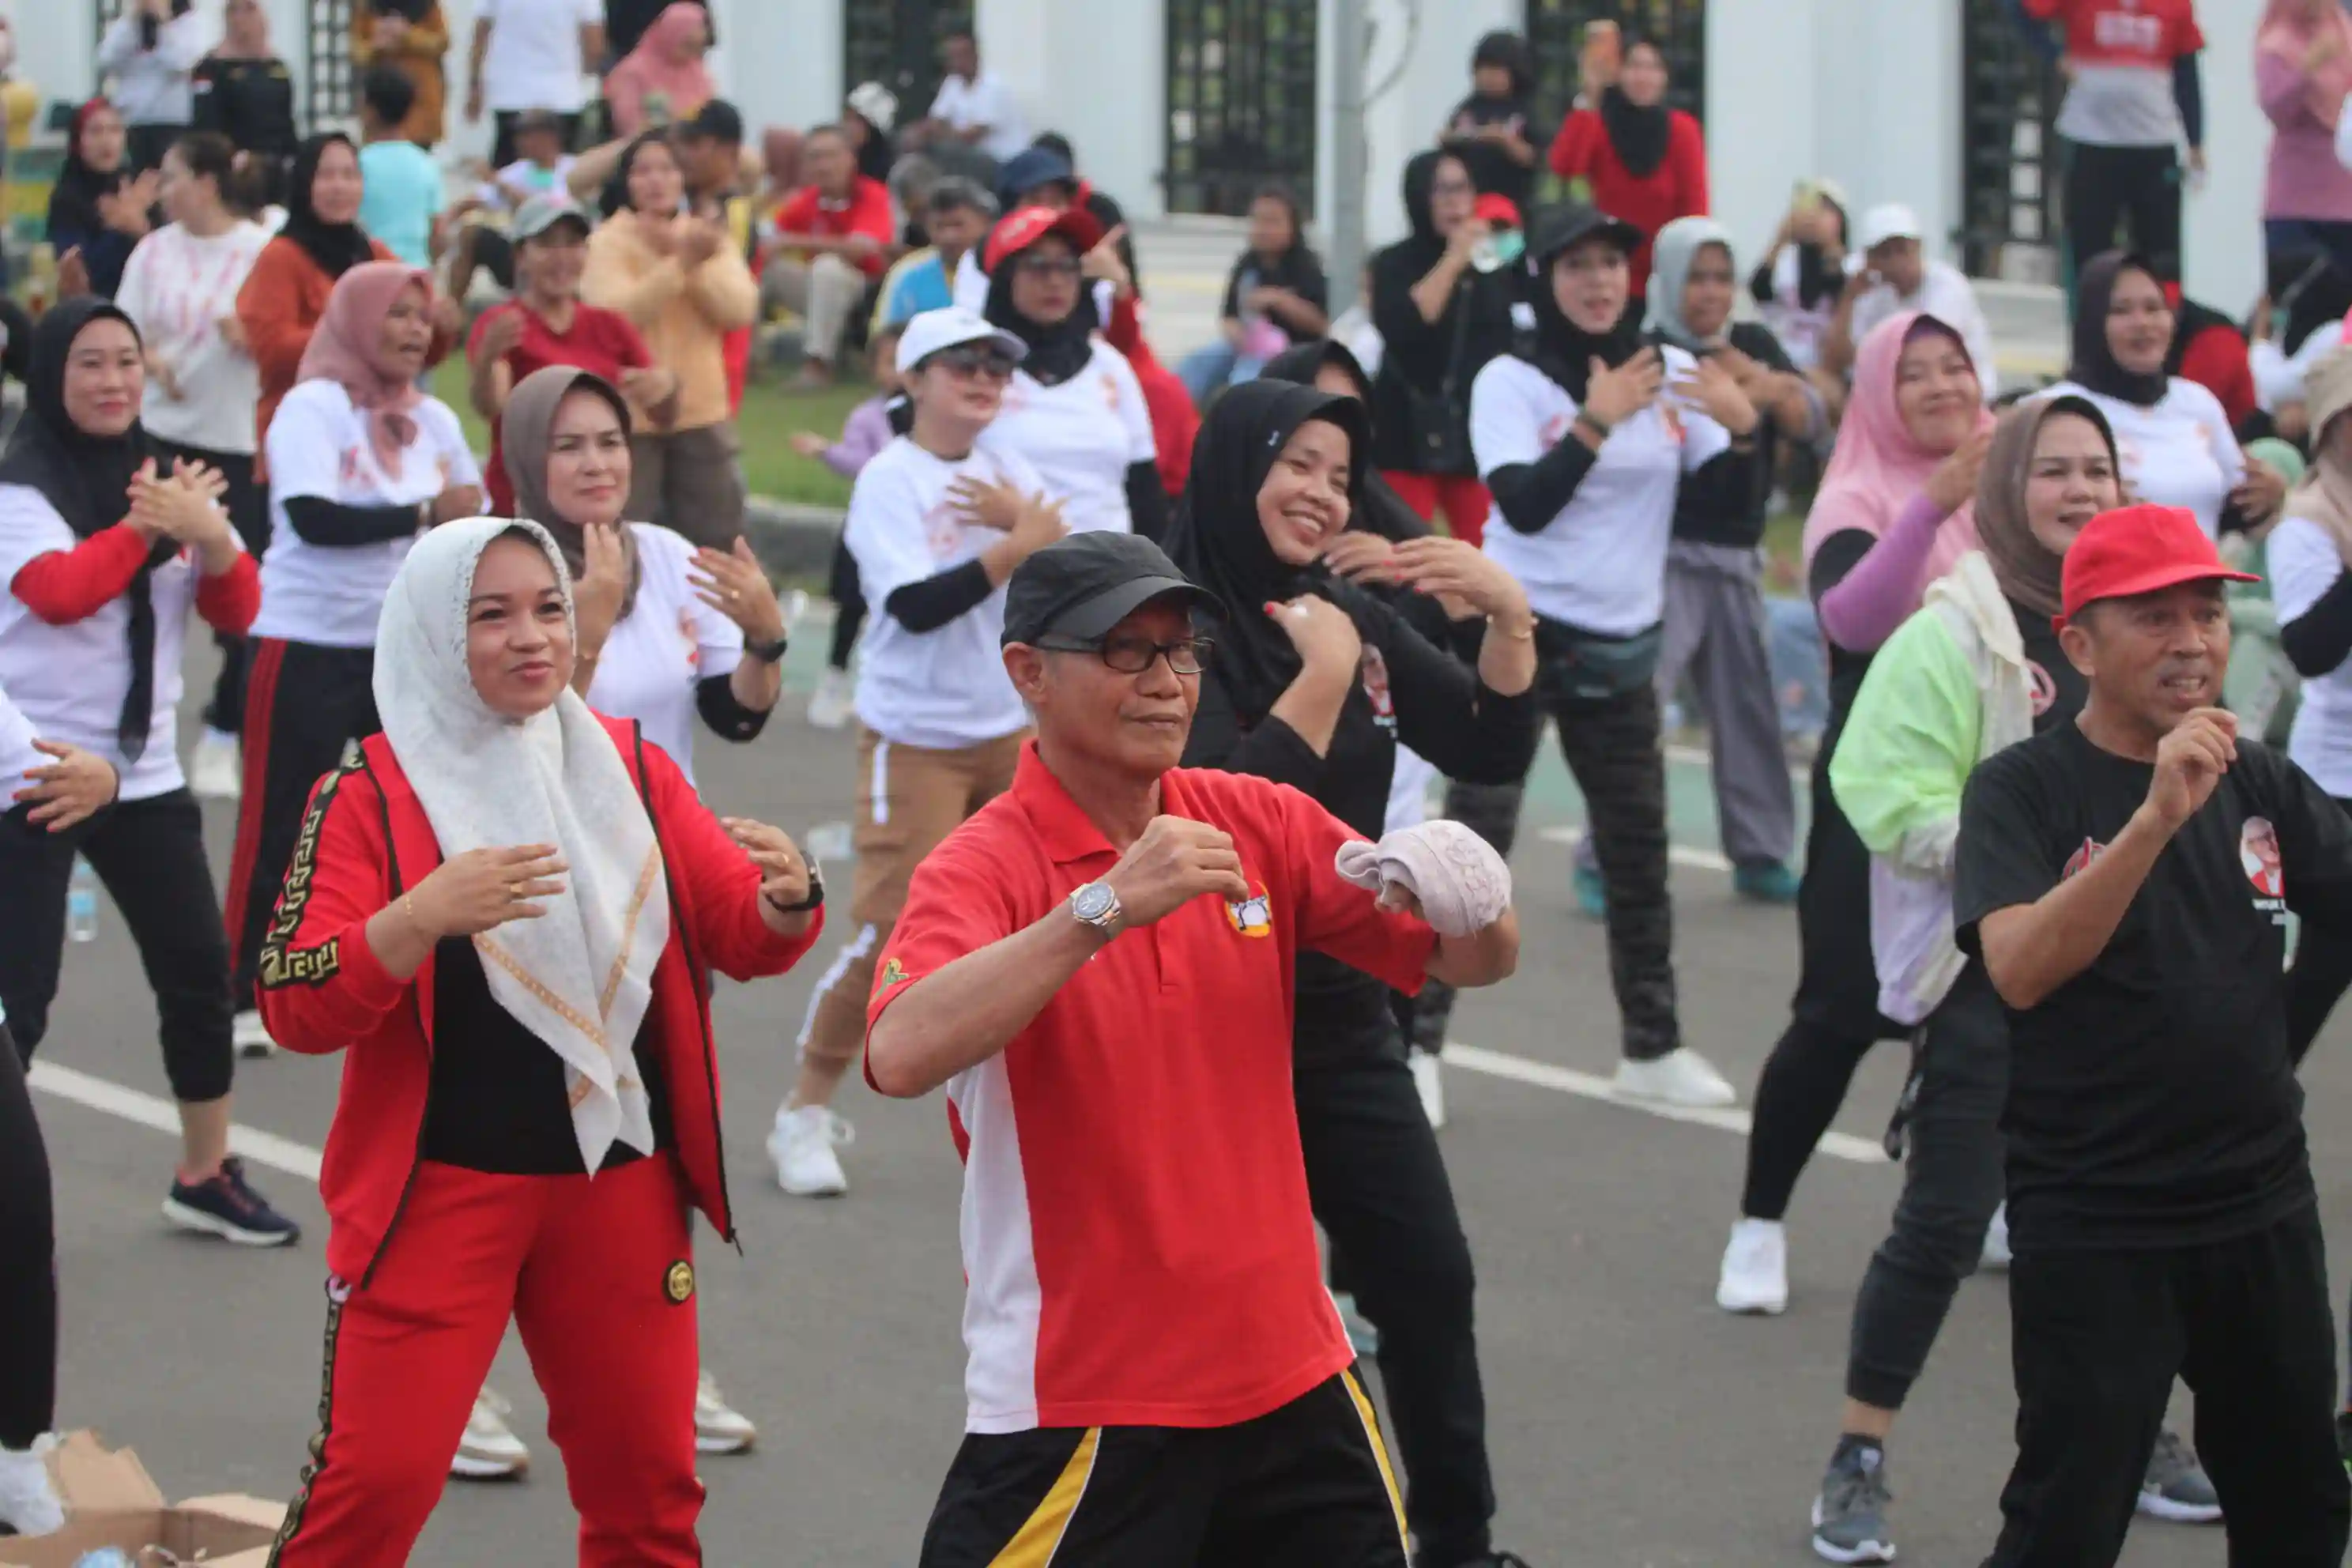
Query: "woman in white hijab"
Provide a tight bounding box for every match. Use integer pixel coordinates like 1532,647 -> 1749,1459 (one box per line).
255,516 -> 824,1567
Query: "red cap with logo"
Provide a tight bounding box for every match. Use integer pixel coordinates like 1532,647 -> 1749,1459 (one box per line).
2056,503 -> 2258,630
982,204 -> 1106,274
1473,193 -> 1521,229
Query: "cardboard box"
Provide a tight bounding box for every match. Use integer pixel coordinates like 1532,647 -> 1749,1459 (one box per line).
0,1433 -> 283,1567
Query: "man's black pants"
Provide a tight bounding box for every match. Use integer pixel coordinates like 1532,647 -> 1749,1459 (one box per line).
1983,1205 -> 2349,1567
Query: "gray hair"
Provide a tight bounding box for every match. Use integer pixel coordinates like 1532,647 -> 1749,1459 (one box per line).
926,175 -> 997,220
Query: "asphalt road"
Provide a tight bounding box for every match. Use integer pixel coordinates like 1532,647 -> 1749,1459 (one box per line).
25,634 -> 2350,1568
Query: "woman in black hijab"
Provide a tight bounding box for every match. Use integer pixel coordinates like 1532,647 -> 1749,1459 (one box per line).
47,99 -> 153,300
1367,150 -> 1517,544
1441,28 -> 1551,213
0,299 -> 299,1250
980,205 -> 1170,541
1169,377 -> 1538,1568
280,131 -> 377,277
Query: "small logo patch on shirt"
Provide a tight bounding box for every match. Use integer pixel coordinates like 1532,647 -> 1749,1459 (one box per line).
1227,884 -> 1273,938
664,1260 -> 695,1304
2060,836 -> 2108,880
876,956 -> 910,991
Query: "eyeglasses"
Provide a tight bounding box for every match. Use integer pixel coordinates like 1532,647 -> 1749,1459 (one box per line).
925,345 -> 1018,380
1014,255 -> 1083,280
1034,633 -> 1215,675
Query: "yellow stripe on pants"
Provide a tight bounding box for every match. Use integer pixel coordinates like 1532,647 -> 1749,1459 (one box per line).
1342,1369 -> 1411,1550
989,1427 -> 1102,1567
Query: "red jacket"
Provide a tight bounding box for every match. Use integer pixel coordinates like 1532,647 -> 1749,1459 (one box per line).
255,714 -> 823,1284
1546,107 -> 1709,297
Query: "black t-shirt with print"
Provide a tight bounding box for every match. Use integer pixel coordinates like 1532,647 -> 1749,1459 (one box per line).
1954,723 -> 2352,1251
2013,599 -> 2088,733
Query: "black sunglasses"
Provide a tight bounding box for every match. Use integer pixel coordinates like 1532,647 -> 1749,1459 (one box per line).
923,344 -> 1019,379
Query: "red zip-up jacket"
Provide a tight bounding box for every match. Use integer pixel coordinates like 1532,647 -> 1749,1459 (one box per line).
256,713 -> 823,1284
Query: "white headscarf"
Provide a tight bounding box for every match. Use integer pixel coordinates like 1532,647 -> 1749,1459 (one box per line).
374,517 -> 670,1173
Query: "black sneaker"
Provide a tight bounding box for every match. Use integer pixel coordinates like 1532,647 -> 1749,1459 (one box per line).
163,1156 -> 301,1246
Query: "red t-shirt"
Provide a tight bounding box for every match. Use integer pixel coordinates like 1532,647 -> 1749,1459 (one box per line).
1546,107 -> 1710,297
2022,0 -> 2203,68
773,175 -> 895,279
868,744 -> 1438,1434
468,301 -> 654,515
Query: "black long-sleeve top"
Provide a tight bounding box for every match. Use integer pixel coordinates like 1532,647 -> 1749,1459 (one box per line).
1182,593 -> 1539,1061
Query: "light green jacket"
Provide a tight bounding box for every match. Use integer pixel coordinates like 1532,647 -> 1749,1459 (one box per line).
1828,552 -> 2034,1022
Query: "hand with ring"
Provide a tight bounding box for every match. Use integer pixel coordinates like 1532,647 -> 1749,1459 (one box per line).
692,539 -> 789,644
404,845 -> 570,939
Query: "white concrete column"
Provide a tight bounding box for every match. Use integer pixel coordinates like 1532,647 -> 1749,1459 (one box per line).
1354,0 -> 1516,247
714,0 -> 839,145
1034,0 -> 1163,219
2185,0 -> 2263,311
1706,0 -> 1820,263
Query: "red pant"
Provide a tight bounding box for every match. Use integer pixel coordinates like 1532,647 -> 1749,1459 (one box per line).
1379,470 -> 1493,548
270,1157 -> 702,1567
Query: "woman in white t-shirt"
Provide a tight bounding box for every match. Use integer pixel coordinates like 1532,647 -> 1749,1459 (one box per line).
224,263 -> 481,1053
0,299 -> 299,1246
773,305 -> 1061,1200
976,205 -> 1164,542
2045,251 -> 2286,539
115,130 -> 273,799
1447,203 -> 1760,1110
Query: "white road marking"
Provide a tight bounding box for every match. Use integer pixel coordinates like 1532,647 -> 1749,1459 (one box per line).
29,1041 -> 1886,1179
1439,1044 -> 1886,1164
1538,824 -> 1735,874
27,1061 -> 323,1182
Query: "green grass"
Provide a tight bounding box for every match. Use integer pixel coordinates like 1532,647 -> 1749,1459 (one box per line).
432,360 -> 876,510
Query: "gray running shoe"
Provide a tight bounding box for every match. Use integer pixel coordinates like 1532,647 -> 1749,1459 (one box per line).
2138,1429 -> 2222,1523
1811,1445 -> 1897,1564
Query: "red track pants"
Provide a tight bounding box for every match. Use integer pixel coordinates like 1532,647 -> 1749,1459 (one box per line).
1379,470 -> 1493,548
270,1157 -> 703,1566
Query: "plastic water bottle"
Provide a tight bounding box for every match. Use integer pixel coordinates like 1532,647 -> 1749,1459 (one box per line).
805,821 -> 854,864
73,1551 -> 135,1568
67,858 -> 99,944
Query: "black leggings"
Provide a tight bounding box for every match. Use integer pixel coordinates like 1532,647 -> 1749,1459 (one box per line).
1845,971 -> 2008,1411
0,793 -> 235,1104
1298,1040 -> 1493,1567
151,440 -> 267,737
0,1020 -> 57,1449
2064,141 -> 2180,298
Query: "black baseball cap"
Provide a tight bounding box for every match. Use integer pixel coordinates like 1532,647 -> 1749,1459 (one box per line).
1526,202 -> 1642,268
1002,533 -> 1225,647
680,99 -> 744,145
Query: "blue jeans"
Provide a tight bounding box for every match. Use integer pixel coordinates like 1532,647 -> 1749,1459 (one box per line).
1175,341 -> 1266,409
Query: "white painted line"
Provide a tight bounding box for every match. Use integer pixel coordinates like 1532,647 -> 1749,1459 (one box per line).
28,1038 -> 1885,1180
1537,824 -> 1734,874
27,1061 -> 324,1182
1439,1043 -> 1888,1165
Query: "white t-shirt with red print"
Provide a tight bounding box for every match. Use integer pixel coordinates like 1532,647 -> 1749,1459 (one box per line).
1468,346 -> 1731,637
987,341 -> 1156,539
843,433 -> 1046,749
582,523 -> 744,788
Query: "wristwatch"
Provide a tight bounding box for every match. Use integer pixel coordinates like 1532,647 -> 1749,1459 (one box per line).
763,857 -> 825,914
1069,879 -> 1123,937
743,633 -> 789,665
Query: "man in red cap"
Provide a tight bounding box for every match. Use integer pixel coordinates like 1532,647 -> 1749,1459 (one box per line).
1954,503 -> 2352,1566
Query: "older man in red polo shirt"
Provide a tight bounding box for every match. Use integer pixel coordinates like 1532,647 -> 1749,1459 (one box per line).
866,532 -> 1519,1566
762,121 -> 895,387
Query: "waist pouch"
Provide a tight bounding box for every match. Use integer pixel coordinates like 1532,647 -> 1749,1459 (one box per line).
1536,618 -> 1664,703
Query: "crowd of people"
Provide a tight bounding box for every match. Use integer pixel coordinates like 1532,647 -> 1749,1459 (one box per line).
5,1 -> 2352,1566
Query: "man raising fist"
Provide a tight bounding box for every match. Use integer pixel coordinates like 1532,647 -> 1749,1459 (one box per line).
1956,503 -> 2352,1567
865,532 -> 1517,1566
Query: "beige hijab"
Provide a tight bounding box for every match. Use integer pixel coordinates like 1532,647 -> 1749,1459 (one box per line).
2291,342 -> 2352,565
1973,394 -> 2120,620
503,365 -> 643,616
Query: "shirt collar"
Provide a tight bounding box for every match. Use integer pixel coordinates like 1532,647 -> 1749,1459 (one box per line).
1012,739 -> 1169,866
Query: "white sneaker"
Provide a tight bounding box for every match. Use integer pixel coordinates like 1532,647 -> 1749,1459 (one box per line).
1981,1201 -> 2012,1272
805,667 -> 853,731
695,1368 -> 757,1454
450,1387 -> 530,1480
1613,1048 -> 1740,1109
1408,1047 -> 1446,1129
232,1008 -> 277,1059
0,1434 -> 63,1536
188,728 -> 242,801
1716,1217 -> 1789,1315
768,1104 -> 854,1197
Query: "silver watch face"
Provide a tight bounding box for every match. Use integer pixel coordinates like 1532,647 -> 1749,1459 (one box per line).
1072,882 -> 1117,923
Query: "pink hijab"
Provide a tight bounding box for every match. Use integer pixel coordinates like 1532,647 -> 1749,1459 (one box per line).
1801,310 -> 1992,579
2260,0 -> 2352,123
296,262 -> 429,473
607,4 -> 714,135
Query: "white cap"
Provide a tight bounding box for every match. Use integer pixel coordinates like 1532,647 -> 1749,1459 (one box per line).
1856,202 -> 1924,254
895,306 -> 1028,375
847,80 -> 898,134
